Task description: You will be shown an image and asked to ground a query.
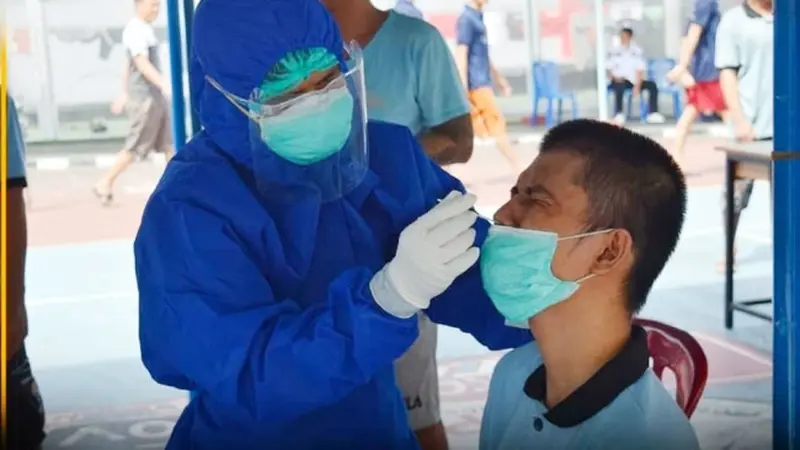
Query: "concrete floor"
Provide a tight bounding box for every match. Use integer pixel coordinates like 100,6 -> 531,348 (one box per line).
22,135 -> 774,449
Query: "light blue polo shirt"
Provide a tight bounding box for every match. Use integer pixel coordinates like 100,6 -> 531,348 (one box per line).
363,11 -> 469,136
715,3 -> 773,139
6,95 -> 27,187
480,326 -> 700,450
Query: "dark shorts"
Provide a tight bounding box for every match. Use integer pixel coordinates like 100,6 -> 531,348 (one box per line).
4,345 -> 46,450
686,80 -> 726,113
123,95 -> 173,157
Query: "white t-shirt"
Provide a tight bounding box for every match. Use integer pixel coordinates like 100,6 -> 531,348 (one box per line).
607,43 -> 646,84
122,17 -> 158,58
122,17 -> 161,99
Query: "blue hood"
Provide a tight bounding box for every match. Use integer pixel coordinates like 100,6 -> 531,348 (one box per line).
191,0 -> 345,167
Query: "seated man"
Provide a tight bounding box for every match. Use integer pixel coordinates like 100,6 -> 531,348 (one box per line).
479,120 -> 698,450
607,26 -> 666,126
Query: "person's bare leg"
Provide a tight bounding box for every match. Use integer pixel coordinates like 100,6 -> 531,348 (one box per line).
494,131 -> 522,175
415,422 -> 449,450
672,105 -> 698,166
94,150 -> 135,202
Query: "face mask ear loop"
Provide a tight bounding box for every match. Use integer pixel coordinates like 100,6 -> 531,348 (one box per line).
575,273 -> 595,284
557,228 -> 614,242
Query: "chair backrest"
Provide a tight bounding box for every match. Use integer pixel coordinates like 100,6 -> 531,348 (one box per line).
634,318 -> 709,418
532,61 -> 561,96
648,58 -> 677,90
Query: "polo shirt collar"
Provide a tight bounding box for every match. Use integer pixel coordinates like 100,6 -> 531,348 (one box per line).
464,4 -> 483,17
523,325 -> 649,428
742,1 -> 772,19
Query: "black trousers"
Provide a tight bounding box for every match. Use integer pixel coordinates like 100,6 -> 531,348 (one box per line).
609,79 -> 659,116
3,345 -> 46,450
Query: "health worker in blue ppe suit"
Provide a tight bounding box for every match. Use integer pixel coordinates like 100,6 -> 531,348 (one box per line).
133,0 -> 530,449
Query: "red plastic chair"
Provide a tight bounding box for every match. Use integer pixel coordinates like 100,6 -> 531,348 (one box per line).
634,318 -> 709,418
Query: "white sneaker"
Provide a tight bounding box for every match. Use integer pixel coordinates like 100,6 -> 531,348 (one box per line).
613,113 -> 626,126
646,112 -> 666,124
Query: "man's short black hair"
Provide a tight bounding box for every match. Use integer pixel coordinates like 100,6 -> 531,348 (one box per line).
539,119 -> 686,313
621,27 -> 634,36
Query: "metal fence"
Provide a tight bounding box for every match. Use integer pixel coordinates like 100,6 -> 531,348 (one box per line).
8,0 -> 741,146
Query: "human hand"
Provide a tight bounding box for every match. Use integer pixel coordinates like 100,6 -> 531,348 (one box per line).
734,120 -> 755,142
680,71 -> 696,88
665,65 -> 684,84
160,84 -> 172,100
370,191 -> 479,317
498,79 -> 513,97
110,93 -> 128,115
632,83 -> 642,97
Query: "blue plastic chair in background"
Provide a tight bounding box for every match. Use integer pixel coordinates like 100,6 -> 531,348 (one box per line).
531,61 -> 578,127
647,57 -> 683,119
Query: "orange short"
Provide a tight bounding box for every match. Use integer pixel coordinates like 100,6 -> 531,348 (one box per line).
468,87 -> 506,138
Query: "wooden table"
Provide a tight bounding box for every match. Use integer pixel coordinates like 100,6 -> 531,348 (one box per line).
715,141 -> 774,328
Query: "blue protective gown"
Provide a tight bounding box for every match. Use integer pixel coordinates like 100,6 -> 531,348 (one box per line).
134,1 -> 530,448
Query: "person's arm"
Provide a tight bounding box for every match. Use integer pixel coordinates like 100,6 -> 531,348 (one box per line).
606,49 -> 616,81
676,25 -> 703,69
489,62 -> 511,96
121,58 -> 130,92
633,48 -> 646,95
112,59 -> 131,114
124,26 -> 169,94
7,189 -> 26,359
454,16 -> 474,88
132,55 -> 168,93
418,118 -> 473,165
425,217 -> 530,350
6,96 -> 28,359
676,0 -> 715,71
715,12 -> 751,138
135,196 -> 419,424
416,163 -> 530,349
415,28 -> 474,164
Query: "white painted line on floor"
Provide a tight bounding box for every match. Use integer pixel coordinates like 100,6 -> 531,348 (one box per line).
681,227 -> 724,239
517,134 -> 543,144
661,128 -> 677,138
95,155 -> 118,168
35,157 -> 70,171
708,125 -> 732,138
149,153 -> 168,165
737,232 -> 773,245
693,331 -> 773,367
28,291 -> 137,307
708,372 -> 773,385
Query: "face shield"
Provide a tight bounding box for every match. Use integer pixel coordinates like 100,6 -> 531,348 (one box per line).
207,42 -> 368,202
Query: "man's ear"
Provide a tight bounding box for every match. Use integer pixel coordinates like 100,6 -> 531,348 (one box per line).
591,229 -> 633,275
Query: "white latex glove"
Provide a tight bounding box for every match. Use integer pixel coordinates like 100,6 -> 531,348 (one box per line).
370,191 -> 480,318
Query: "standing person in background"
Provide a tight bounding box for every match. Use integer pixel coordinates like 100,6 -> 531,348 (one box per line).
394,0 -> 424,20
455,0 -> 522,176
714,0 -> 773,270
94,0 -> 173,205
666,0 -> 727,166
606,26 -> 666,126
4,93 -> 46,450
321,1 -> 475,449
